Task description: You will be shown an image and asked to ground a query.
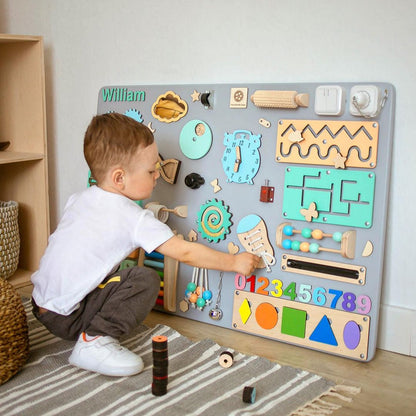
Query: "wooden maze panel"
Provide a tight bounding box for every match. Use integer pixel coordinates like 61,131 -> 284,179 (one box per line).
276,120 -> 379,168
282,166 -> 375,228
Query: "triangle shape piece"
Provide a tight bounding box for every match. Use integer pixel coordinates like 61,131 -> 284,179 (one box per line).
309,315 -> 338,346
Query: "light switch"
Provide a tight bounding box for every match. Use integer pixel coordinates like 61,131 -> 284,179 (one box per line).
314,85 -> 345,116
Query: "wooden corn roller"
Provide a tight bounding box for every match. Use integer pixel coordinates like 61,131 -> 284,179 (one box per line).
250,90 -> 309,109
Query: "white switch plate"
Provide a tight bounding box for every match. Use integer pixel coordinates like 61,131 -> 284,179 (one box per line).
314,85 -> 345,116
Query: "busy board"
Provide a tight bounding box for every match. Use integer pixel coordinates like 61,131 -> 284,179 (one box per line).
97,82 -> 395,361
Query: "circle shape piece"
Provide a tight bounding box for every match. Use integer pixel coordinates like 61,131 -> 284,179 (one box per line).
255,302 -> 278,330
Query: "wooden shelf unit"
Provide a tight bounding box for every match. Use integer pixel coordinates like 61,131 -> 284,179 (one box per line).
0,34 -> 50,288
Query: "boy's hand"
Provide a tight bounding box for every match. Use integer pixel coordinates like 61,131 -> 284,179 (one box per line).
233,252 -> 261,276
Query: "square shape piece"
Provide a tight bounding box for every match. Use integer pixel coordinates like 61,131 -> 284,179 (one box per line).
281,306 -> 307,338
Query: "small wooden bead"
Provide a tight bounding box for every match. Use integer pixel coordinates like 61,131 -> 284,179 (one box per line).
301,228 -> 312,238
189,293 -> 198,303
333,231 -> 343,243
309,242 -> 320,253
300,242 -> 309,252
187,282 -> 197,292
283,225 -> 294,236
291,240 -> 301,251
202,290 -> 212,301
311,229 -> 323,239
196,298 -> 206,308
219,351 -> 234,368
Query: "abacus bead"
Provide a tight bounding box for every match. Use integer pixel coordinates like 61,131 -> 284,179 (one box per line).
282,239 -> 292,250
301,228 -> 312,238
291,240 -> 301,251
189,293 -> 198,303
309,242 -> 320,253
196,286 -> 204,296
300,242 -> 310,252
187,282 -> 197,292
283,225 -> 294,236
333,232 -> 343,243
202,290 -> 213,301
311,229 -> 323,240
196,298 -> 206,308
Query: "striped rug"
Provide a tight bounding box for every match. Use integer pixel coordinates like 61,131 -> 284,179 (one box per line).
0,299 -> 359,416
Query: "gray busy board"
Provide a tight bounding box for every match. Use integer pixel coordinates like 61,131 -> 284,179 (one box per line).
97,82 -> 395,361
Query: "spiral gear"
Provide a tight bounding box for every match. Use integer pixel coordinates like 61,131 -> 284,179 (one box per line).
124,108 -> 143,123
197,199 -> 232,243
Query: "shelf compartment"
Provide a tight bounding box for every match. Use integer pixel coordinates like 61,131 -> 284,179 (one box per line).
0,151 -> 45,164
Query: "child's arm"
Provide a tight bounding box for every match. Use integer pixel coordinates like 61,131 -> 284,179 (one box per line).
155,235 -> 260,276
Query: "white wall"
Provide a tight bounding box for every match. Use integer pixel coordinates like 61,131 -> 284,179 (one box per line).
1,0 -> 415,356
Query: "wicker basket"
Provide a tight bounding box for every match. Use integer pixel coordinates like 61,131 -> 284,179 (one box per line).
0,278 -> 29,384
0,201 -> 20,279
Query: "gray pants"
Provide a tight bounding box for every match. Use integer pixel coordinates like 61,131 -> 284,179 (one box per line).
32,266 -> 160,341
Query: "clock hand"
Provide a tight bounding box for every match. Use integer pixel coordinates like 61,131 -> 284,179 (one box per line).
234,145 -> 241,172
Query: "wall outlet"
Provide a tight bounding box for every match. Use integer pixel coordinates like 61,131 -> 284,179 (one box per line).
349,85 -> 381,117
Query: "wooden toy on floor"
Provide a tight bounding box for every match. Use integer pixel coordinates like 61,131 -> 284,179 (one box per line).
242,386 -> 256,404
152,335 -> 168,396
218,351 -> 234,368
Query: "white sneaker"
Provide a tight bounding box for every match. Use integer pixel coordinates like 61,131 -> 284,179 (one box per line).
68,333 -> 144,376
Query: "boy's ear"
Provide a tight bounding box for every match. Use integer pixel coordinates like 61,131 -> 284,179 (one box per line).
112,168 -> 125,189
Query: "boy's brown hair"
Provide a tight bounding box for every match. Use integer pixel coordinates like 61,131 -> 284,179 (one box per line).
84,113 -> 154,183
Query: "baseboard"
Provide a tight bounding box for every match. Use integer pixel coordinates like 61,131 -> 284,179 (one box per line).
377,303 -> 416,356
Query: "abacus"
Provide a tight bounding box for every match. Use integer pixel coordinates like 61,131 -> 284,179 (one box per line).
276,222 -> 356,259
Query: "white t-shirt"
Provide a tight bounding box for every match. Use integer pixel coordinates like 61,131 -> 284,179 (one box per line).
31,186 -> 174,315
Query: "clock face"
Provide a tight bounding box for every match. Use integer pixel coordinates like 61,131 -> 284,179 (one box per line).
222,130 -> 261,184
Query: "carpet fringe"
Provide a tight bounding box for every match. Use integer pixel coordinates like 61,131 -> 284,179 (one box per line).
290,384 -> 361,416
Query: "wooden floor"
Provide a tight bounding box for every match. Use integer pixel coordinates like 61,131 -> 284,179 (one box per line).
19,286 -> 415,415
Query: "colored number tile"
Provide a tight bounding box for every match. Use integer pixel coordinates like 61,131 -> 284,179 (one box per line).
309,315 -> 338,346
281,306 -> 307,338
